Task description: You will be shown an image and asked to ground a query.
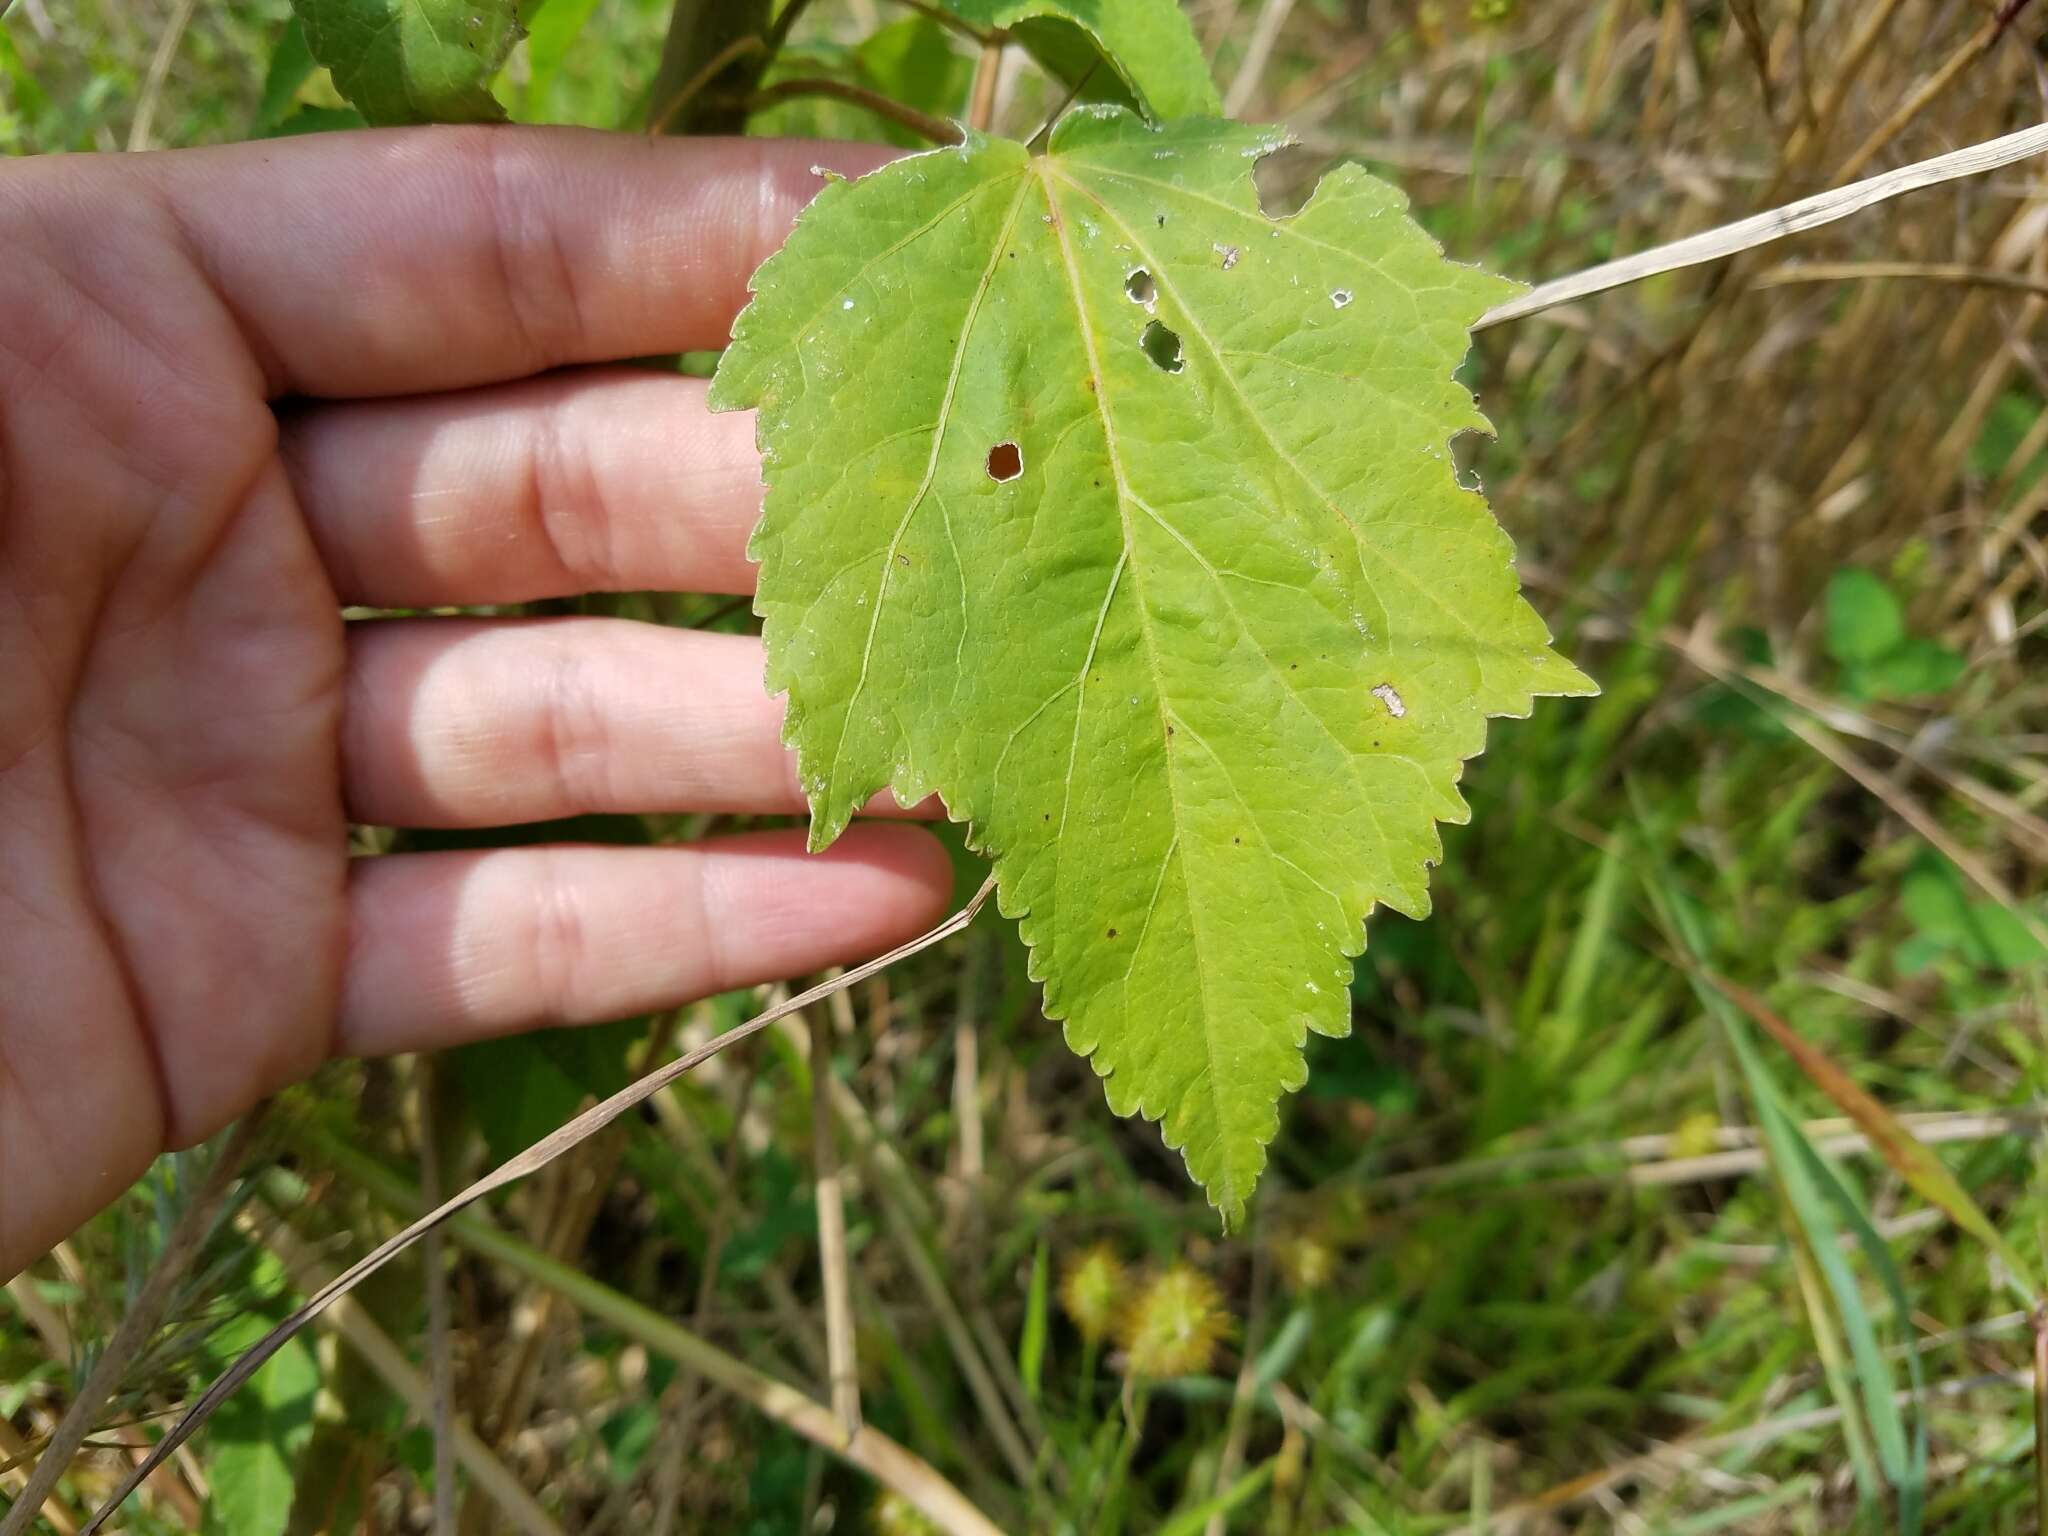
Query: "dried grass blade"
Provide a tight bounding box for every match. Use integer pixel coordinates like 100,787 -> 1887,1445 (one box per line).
78,875 -> 999,1535
1478,121 -> 2048,330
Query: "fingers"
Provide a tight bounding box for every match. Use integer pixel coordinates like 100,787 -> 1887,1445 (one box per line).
337,825 -> 953,1056
344,618 -> 932,827
285,370 -> 762,607
134,126 -> 894,398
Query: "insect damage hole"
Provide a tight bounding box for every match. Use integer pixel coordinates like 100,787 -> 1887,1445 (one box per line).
1372,683 -> 1407,718
986,441 -> 1023,481
1331,288 -> 1353,309
1124,268 -> 1157,307
1139,320 -> 1185,374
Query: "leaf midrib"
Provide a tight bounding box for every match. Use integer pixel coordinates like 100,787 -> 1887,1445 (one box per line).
1035,158 -> 1238,1196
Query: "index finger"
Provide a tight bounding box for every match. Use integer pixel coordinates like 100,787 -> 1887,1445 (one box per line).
133,126 -> 896,399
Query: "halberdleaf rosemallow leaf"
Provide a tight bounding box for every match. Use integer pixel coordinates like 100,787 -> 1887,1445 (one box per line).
712,109 -> 1595,1222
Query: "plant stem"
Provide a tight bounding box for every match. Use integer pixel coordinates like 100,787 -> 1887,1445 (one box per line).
248,1196 -> 564,1536
886,0 -> 990,44
967,35 -> 1003,133
742,77 -> 962,144
762,0 -> 818,57
1,1108 -> 269,1536
647,0 -> 770,135
810,1000 -> 862,1437
303,1127 -> 1006,1536
81,880 -> 998,1533
2035,1304 -> 2048,1531
416,1060 -> 456,1536
1090,1382 -> 1148,1536
646,33 -> 763,136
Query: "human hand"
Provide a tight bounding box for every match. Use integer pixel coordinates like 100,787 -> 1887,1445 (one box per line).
0,127 -> 951,1278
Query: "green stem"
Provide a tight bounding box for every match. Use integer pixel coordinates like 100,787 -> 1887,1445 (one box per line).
742,76 -> 962,144
647,0 -> 770,135
1089,1383 -> 1148,1536
297,1125 -> 1006,1536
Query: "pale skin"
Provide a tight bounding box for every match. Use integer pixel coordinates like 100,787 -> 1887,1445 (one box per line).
0,127 -> 953,1280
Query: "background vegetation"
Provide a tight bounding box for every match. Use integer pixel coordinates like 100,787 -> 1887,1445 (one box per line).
5,1 -> 2048,1531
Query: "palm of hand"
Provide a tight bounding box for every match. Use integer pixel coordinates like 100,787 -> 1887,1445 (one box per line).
3,173 -> 346,1228
0,131 -> 949,1276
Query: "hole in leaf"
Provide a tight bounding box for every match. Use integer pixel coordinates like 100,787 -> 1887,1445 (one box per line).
1215,243 -> 1240,269
1139,320 -> 1184,374
1331,288 -> 1353,309
986,441 -> 1023,481
1125,268 -> 1156,306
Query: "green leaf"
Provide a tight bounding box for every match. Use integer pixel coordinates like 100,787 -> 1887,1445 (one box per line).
944,0 -> 1221,118
859,16 -> 976,125
520,0 -> 602,114
449,1014 -> 643,1166
1018,1239 -> 1050,1400
290,0 -> 521,126
266,104 -> 371,136
1823,567 -> 1904,666
1901,853 -> 2047,974
203,1329 -> 321,1535
713,111 -> 1592,1221
254,19 -> 318,132
1851,634 -> 1965,699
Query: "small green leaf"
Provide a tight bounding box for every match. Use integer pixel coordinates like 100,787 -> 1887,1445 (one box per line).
943,0 -> 1221,119
1902,853 -> 2047,974
266,104 -> 371,136
521,0 -> 602,113
1851,634 -> 1965,699
204,1330 -> 321,1535
714,112 -> 1591,1221
291,0 -> 522,126
859,16 -> 976,124
1823,567 -> 1904,666
253,19 -> 317,132
450,1015 -> 643,1166
1018,1239 -> 1050,1400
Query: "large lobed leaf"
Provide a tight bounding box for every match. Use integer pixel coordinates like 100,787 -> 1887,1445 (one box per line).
713,109 -> 1593,1221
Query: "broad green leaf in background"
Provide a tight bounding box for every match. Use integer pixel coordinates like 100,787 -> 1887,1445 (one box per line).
1900,850 -> 2046,975
203,1328 -> 320,1535
1823,566 -> 1966,699
713,109 -> 1593,1221
944,0 -> 1221,119
519,0 -> 603,118
449,1015 -> 645,1166
290,0 -> 521,126
1824,567 -> 1904,665
1853,634 -> 1965,699
252,19 -> 318,132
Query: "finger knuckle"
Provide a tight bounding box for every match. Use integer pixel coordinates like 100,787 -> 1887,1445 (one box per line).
539,642 -> 618,812
526,406 -> 623,590
527,848 -> 594,1028
470,130 -> 590,369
